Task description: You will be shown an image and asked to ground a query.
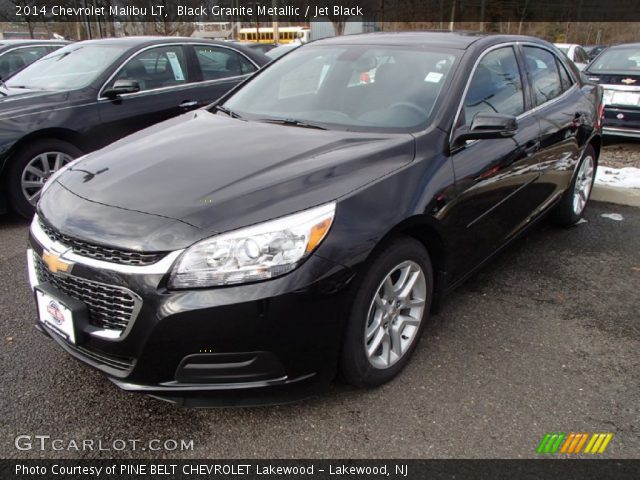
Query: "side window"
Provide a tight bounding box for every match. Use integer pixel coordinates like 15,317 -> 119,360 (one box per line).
0,46 -> 49,78
523,46 -> 563,106
576,47 -> 588,63
195,46 -> 254,80
463,46 -> 524,124
108,45 -> 188,93
238,55 -> 257,75
556,58 -> 574,92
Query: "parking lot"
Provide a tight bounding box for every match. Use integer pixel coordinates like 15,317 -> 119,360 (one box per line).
1,197 -> 638,459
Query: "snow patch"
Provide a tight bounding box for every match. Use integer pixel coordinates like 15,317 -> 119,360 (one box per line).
595,166 -> 640,189
601,213 -> 624,221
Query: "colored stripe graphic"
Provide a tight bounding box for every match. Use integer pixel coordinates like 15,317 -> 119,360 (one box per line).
541,432 -> 613,454
585,433 -> 614,454
537,433 -> 566,453
573,433 -> 589,453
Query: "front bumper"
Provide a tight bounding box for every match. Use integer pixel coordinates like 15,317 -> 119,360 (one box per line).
602,106 -> 640,138
28,217 -> 355,406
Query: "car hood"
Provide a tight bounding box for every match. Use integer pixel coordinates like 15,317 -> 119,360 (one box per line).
0,87 -> 71,118
51,110 -> 415,250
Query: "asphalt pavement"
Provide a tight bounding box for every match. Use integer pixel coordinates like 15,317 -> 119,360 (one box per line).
1,202 -> 638,459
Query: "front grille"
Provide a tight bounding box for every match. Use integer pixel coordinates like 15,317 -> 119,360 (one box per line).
39,219 -> 166,266
34,254 -> 138,332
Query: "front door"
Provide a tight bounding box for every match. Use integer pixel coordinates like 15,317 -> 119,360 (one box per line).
97,44 -> 194,146
447,45 -> 543,277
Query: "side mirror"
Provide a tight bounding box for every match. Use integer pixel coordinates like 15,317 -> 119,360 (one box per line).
103,79 -> 140,99
453,112 -> 518,145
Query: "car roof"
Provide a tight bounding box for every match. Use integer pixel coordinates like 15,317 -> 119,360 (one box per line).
312,31 -> 552,50
76,36 -> 237,48
57,36 -> 271,65
0,39 -> 69,45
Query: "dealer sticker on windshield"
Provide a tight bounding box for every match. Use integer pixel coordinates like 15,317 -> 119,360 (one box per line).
424,72 -> 444,83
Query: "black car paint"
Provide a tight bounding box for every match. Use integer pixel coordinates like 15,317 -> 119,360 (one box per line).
32,33 -> 602,405
0,37 -> 269,212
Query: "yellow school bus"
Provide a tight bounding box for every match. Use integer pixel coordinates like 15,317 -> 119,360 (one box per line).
238,26 -> 310,44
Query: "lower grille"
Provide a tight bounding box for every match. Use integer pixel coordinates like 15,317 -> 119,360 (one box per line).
34,253 -> 138,332
71,344 -> 135,371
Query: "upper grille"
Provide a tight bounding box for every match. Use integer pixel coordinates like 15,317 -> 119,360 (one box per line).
39,219 -> 166,266
34,253 -> 138,332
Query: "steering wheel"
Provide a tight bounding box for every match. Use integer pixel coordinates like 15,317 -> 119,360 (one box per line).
389,102 -> 428,119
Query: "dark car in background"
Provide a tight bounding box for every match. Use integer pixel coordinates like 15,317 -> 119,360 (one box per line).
584,43 -> 640,138
0,39 -> 68,80
239,42 -> 279,54
27,32 -> 602,406
585,45 -> 607,61
0,36 -> 269,217
265,43 -> 301,61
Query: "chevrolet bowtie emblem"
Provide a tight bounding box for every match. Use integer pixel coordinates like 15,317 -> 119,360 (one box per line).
621,78 -> 637,85
42,250 -> 72,274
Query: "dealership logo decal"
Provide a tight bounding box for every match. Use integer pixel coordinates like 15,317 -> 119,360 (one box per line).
46,300 -> 65,325
536,432 -> 613,454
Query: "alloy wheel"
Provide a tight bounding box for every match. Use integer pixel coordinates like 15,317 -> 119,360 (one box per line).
364,260 -> 427,369
573,155 -> 594,216
20,151 -> 73,206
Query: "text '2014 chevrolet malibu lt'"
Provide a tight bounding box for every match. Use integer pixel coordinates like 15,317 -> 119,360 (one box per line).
27,32 -> 602,406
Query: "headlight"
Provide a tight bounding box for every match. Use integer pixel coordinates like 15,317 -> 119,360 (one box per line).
169,202 -> 336,289
40,155 -> 86,197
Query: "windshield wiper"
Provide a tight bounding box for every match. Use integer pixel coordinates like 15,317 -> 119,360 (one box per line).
255,118 -> 328,130
215,105 -> 243,119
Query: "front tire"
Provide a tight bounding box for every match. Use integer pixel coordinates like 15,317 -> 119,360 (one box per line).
6,139 -> 82,218
340,236 -> 433,387
552,145 -> 596,227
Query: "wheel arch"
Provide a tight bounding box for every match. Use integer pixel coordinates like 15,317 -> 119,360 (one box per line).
588,133 -> 602,163
368,215 -> 451,313
1,128 -> 86,177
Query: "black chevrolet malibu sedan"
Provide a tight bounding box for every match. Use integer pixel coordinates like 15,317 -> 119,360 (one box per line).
584,43 -> 640,138
27,32 -> 602,406
0,36 -> 269,217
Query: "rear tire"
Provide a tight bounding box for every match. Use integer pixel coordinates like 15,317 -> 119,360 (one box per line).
6,138 -> 82,218
552,145 -> 596,227
340,236 -> 433,387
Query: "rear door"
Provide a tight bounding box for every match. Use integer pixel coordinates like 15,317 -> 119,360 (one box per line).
522,45 -> 584,208
97,44 -> 194,145
185,44 -> 259,106
447,45 -> 543,277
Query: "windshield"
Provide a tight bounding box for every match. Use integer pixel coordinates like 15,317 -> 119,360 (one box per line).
588,47 -> 640,74
221,45 -> 459,132
6,44 -> 128,90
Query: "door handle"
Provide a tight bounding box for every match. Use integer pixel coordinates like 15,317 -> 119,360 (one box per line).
179,100 -> 199,108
